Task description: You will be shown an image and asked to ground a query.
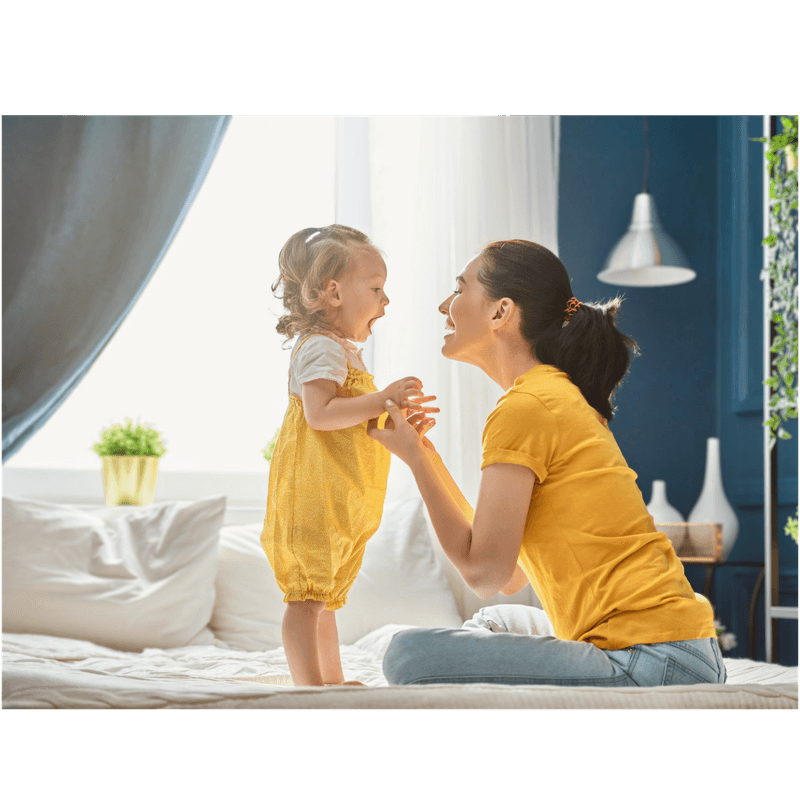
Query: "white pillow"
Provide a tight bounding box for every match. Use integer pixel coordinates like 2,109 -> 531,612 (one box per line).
209,522 -> 286,651
338,496 -> 462,644
210,496 -> 462,649
2,495 -> 226,651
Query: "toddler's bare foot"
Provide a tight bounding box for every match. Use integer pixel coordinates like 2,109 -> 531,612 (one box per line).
324,680 -> 367,686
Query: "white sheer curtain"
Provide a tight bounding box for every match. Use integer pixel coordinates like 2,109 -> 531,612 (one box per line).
365,116 -> 560,507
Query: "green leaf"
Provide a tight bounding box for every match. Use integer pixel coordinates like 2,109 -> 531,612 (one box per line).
92,418 -> 167,457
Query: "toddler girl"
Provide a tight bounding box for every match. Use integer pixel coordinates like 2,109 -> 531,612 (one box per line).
262,224 -> 438,686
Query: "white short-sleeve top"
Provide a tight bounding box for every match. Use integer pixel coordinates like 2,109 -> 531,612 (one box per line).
288,333 -> 368,397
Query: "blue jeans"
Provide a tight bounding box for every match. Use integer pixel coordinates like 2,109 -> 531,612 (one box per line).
382,605 -> 727,687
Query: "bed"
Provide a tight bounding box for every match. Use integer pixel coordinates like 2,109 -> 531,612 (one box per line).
3,485 -> 797,710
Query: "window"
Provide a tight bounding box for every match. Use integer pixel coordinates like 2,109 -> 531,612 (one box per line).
6,116 -> 336,474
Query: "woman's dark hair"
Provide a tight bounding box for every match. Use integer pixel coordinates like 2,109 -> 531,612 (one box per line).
478,240 -> 639,421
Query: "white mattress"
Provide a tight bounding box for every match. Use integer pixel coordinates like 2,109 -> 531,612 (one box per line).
3,628 -> 797,709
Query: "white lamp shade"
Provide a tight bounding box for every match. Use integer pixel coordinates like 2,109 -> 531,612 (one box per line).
598,193 -> 696,287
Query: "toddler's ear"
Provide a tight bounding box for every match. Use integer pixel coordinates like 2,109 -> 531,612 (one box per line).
321,279 -> 342,307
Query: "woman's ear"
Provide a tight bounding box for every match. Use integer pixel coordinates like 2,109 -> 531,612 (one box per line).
490,298 -> 516,331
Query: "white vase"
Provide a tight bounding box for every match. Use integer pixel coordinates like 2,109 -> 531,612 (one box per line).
688,437 -> 739,561
647,480 -> 686,551
647,480 -> 684,522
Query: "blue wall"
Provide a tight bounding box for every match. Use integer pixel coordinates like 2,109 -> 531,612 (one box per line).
558,115 -> 798,664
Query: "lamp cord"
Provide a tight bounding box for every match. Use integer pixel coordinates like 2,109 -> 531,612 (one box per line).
642,116 -> 650,193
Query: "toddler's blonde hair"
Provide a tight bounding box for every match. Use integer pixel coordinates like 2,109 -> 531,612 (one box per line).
272,224 -> 379,342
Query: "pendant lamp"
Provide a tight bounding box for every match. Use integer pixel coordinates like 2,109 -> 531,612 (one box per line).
597,118 -> 696,287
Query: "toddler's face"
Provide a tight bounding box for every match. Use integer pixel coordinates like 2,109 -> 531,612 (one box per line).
330,249 -> 389,343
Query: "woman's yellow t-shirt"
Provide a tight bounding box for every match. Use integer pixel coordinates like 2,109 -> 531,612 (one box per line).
481,365 -> 716,650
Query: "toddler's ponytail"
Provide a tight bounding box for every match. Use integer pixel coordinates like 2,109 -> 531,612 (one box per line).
478,240 -> 638,421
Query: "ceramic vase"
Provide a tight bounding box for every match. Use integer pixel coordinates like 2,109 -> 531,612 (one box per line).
647,480 -> 684,522
647,480 -> 686,552
688,437 -> 739,561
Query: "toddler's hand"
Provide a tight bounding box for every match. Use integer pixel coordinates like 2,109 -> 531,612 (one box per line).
381,377 -> 440,417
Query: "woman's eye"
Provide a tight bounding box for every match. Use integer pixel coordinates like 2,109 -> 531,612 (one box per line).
453,288 -> 461,295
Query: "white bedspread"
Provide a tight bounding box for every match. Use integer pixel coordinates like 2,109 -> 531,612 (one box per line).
3,629 -> 797,709
8,496 -> 793,710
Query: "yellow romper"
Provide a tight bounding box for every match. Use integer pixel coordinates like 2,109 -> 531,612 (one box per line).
261,333 -> 391,611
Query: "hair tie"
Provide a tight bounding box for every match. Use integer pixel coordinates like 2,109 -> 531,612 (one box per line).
563,297 -> 582,324
305,229 -> 323,244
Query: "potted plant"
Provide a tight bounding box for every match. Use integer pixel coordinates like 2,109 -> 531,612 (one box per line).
92,418 -> 167,505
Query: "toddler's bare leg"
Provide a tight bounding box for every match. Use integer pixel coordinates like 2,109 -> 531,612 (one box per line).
282,600 -> 326,686
318,609 -> 366,685
317,608 -> 346,685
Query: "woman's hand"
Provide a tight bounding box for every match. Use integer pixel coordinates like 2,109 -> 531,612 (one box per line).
380,377 -> 440,416
368,400 -> 436,464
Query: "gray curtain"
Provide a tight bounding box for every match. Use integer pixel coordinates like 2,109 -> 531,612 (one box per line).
2,115 -> 231,462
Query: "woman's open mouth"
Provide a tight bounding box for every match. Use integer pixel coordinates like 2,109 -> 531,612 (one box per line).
444,318 -> 455,336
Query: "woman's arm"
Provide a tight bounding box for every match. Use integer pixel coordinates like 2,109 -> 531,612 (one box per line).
416,453 -> 533,598
425,447 -> 475,523
370,401 -> 534,598
499,563 -> 529,596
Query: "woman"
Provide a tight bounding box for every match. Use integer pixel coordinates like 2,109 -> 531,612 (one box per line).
369,239 -> 725,687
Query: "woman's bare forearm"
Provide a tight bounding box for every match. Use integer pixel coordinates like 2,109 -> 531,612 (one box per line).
406,448 -> 478,582
425,448 -> 474,523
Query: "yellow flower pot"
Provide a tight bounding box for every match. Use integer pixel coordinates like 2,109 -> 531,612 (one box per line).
101,456 -> 160,505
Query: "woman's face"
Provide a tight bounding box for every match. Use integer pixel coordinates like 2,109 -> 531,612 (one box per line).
439,256 -> 499,365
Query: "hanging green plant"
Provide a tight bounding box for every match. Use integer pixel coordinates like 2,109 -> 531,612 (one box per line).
754,115 -> 798,542
92,418 -> 167,458
785,515 -> 799,544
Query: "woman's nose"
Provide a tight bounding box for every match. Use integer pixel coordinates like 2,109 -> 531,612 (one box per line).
438,294 -> 453,316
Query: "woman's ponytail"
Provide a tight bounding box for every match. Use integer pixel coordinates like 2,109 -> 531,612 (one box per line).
478,240 -> 638,421
535,297 -> 638,421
